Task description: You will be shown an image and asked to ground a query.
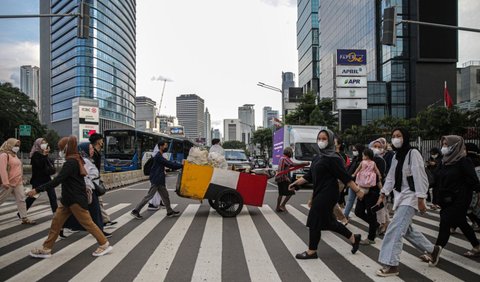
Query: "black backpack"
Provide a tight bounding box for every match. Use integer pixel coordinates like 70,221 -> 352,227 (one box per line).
143,157 -> 154,176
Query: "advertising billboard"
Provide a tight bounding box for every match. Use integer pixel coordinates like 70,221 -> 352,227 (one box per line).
337,49 -> 367,65
272,127 -> 284,166
336,99 -> 368,110
336,77 -> 368,88
336,88 -> 368,99
336,65 -> 367,76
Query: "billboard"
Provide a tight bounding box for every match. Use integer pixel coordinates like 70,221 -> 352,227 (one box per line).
336,76 -> 367,88
336,99 -> 368,110
336,65 -> 367,76
79,105 -> 99,124
337,49 -> 367,65
272,127 -> 284,166
336,88 -> 368,99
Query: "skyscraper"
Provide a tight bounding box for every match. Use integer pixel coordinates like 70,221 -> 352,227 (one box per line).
40,0 -> 136,136
20,65 -> 41,117
176,94 -> 205,140
262,106 -> 279,128
205,108 -> 211,146
297,0 -> 319,96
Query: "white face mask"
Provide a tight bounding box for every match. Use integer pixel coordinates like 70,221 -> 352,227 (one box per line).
372,148 -> 381,155
59,151 -> 66,158
441,146 -> 450,155
431,154 -> 438,159
40,143 -> 48,150
392,138 -> 403,148
11,146 -> 20,153
352,151 -> 359,157
317,141 -> 328,150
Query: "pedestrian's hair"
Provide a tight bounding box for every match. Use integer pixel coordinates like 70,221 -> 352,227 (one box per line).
283,147 -> 293,157
212,138 -> 220,145
363,148 -> 374,160
158,140 -> 167,147
89,133 -> 103,145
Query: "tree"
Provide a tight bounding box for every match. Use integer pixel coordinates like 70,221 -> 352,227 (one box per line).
44,129 -> 61,151
251,128 -> 272,157
0,83 -> 46,151
415,106 -> 467,139
284,91 -> 317,125
222,140 -> 247,150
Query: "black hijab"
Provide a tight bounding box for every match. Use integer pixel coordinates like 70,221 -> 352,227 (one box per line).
317,129 -> 341,159
392,128 -> 411,192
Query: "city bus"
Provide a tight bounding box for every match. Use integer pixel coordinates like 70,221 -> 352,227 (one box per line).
103,129 -> 196,172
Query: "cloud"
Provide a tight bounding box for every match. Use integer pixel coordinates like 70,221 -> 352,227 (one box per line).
260,0 -> 296,8
211,120 -> 223,127
0,41 -> 40,87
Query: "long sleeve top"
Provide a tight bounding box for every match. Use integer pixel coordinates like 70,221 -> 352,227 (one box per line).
83,157 -> 99,191
381,149 -> 428,211
30,152 -> 54,187
36,158 -> 89,209
0,153 -> 23,186
150,153 -> 183,186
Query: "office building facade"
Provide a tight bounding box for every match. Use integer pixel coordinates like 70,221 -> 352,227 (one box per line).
176,94 -> 205,140
262,106 -> 279,128
223,119 -> 242,142
297,0 -> 320,96
20,65 -> 41,117
457,61 -> 480,109
205,108 -> 211,146
41,0 -> 136,136
212,128 -> 221,140
135,96 -> 157,131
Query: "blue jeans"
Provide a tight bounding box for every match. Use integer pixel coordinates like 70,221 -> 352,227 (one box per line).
378,205 -> 434,266
344,188 -> 356,218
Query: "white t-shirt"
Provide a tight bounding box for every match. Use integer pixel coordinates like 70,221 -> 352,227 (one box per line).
209,144 -> 225,156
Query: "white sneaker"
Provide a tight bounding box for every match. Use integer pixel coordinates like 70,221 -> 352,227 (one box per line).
92,242 -> 113,257
30,247 -> 52,259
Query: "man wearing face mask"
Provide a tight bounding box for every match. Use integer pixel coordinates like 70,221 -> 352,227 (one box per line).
0,138 -> 36,224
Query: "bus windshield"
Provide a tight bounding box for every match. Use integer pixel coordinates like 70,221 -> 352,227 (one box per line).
105,134 -> 136,158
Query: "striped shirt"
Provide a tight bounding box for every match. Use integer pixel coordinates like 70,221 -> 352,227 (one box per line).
275,155 -> 294,183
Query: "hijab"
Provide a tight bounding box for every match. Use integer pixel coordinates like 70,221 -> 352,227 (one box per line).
392,128 -> 412,192
441,135 -> 466,166
78,142 -> 91,159
30,138 -> 44,158
0,138 -> 19,155
58,136 -> 87,177
317,129 -> 341,159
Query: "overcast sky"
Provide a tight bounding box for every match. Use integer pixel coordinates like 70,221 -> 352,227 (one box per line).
0,0 -> 479,132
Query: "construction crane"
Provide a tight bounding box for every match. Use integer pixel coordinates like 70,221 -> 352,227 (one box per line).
151,75 -> 173,115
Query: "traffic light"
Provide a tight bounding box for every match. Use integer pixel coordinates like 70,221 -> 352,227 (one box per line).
381,7 -> 396,46
78,1 -> 90,39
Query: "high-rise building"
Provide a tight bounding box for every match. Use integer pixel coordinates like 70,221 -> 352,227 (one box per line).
158,115 -> 178,133
40,0 -> 51,126
20,65 -> 41,116
205,108 -> 211,146
40,0 -> 136,136
282,72 -> 299,116
262,106 -> 279,128
238,104 -> 255,146
176,94 -> 205,140
297,0 -> 319,96
135,96 -> 157,132
212,128 -> 221,140
457,61 -> 480,110
223,119 -> 242,142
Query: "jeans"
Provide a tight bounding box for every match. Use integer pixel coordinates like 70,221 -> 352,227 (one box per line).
344,188 -> 357,218
378,205 -> 434,266
135,184 -> 173,213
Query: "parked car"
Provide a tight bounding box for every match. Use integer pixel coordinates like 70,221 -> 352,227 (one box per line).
253,158 -> 267,168
224,149 -> 252,172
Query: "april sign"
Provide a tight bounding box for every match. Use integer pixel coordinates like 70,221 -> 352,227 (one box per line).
337,49 -> 367,65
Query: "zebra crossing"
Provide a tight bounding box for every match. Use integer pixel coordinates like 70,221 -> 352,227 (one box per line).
1,200 -> 479,282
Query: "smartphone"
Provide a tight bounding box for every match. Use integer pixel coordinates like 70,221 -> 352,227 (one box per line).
370,202 -> 385,213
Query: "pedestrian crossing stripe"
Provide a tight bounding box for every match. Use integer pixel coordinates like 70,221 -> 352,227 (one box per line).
1,203 -> 479,281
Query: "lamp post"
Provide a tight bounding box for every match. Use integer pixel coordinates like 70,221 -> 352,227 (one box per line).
257,81 -> 284,119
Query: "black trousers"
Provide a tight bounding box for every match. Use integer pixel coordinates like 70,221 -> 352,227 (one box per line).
26,187 -> 58,213
309,219 -> 352,250
354,187 -> 380,240
437,205 -> 479,248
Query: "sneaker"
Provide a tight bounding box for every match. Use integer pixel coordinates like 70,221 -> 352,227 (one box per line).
359,238 -> 375,245
295,251 -> 318,260
428,245 -> 442,267
147,204 -> 160,211
131,210 -> 143,219
167,210 -> 180,217
104,221 -> 118,226
30,247 -> 52,259
92,242 -> 113,257
159,201 -> 165,207
376,266 -> 399,277
21,218 -> 36,225
59,229 -> 67,240
103,231 -> 112,238
351,234 -> 361,254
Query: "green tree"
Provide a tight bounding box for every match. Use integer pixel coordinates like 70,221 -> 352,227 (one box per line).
415,106 -> 467,138
0,83 -> 46,151
284,91 -> 317,125
44,129 -> 61,150
222,140 -> 247,150
251,128 -> 272,157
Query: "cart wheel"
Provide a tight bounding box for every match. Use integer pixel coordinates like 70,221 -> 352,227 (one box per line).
215,189 -> 243,217
208,199 -> 217,209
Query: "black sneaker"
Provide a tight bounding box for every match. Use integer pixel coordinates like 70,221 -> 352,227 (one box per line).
166,210 -> 180,217
103,231 -> 112,238
104,221 -> 118,226
147,204 -> 160,211
428,245 -> 442,267
131,210 -> 143,219
159,201 -> 165,207
351,234 -> 361,254
59,229 -> 67,239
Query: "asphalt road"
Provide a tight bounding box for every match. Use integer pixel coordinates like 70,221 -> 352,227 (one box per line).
1,172 -> 479,281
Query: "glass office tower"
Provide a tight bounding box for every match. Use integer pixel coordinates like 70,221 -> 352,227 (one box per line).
48,0 -> 136,135
297,0 -> 319,96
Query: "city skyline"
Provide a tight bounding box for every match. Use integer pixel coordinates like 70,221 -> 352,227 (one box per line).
0,0 -> 479,130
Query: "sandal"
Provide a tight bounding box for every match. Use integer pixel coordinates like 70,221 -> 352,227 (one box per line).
295,251 -> 318,260
419,252 -> 432,263
376,266 -> 399,277
463,246 -> 480,257
21,218 -> 37,225
92,242 -> 113,257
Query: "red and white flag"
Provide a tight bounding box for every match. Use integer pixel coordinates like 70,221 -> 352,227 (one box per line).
444,81 -> 453,109
273,117 -> 282,127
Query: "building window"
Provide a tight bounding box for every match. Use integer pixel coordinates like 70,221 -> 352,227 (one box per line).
477,69 -> 480,84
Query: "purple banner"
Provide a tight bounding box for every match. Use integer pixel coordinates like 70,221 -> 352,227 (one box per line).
272,127 -> 284,166
337,49 -> 367,65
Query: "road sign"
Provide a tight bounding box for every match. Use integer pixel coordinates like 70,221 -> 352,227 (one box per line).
19,125 -> 31,136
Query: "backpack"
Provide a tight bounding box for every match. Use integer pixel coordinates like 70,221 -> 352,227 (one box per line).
143,157 -> 154,176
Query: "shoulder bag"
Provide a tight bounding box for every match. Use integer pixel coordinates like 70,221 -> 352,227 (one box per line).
93,176 -> 106,196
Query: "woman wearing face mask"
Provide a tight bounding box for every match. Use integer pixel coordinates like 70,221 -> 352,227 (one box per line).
427,136 -> 480,260
375,128 -> 438,277
26,138 -> 58,213
288,129 -> 364,259
344,144 -> 365,219
426,147 -> 442,210
0,138 -> 36,224
369,138 -> 390,236
27,136 -> 112,258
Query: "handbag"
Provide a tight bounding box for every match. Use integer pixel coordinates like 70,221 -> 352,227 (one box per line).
93,177 -> 106,196
405,150 -> 416,192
